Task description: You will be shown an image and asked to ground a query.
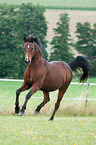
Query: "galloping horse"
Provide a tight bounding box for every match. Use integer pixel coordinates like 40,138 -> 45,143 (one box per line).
15,36 -> 90,120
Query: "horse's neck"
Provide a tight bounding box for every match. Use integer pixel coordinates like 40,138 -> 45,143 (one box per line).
31,43 -> 42,64
34,43 -> 42,57
31,55 -> 43,68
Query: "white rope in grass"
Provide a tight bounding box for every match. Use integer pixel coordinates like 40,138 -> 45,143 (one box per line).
71,82 -> 96,86
0,95 -> 96,100
0,78 -> 96,85
31,97 -> 96,100
0,79 -> 23,82
0,79 -> 96,100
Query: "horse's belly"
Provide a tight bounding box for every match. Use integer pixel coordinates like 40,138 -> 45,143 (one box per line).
40,76 -> 64,91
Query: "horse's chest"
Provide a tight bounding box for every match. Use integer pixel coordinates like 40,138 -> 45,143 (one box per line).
24,67 -> 41,84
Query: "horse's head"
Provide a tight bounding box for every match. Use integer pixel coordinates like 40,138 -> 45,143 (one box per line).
23,37 -> 35,65
23,36 -> 42,65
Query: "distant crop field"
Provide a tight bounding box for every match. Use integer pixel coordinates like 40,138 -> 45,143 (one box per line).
0,0 -> 96,9
45,10 -> 96,41
44,9 -> 96,54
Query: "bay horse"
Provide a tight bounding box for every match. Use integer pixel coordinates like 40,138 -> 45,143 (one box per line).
15,36 -> 90,120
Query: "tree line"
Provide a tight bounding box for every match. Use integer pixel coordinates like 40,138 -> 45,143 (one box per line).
0,3 -> 96,78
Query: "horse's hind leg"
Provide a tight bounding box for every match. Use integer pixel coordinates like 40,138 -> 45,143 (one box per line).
33,91 -> 50,115
15,82 -> 30,113
49,82 -> 70,121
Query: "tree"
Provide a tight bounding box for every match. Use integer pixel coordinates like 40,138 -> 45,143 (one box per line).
75,22 -> 96,76
0,4 -> 25,78
75,22 -> 96,56
0,3 -> 48,78
49,13 -> 73,62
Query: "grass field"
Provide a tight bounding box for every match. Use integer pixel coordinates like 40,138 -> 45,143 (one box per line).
0,116 -> 96,145
0,80 -> 96,144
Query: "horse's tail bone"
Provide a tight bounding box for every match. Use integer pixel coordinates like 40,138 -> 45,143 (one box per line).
68,56 -> 90,82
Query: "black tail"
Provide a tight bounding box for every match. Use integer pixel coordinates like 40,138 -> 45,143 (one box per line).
68,56 -> 90,82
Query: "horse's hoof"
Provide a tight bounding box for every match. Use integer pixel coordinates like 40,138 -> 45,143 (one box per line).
49,117 -> 54,121
33,111 -> 39,115
15,106 -> 20,114
18,111 -> 24,116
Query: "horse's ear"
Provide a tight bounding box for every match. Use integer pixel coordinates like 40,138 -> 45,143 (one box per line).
24,37 -> 27,43
31,37 -> 34,42
30,36 -> 37,42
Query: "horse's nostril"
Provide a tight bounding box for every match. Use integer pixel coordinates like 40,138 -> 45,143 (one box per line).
24,59 -> 31,65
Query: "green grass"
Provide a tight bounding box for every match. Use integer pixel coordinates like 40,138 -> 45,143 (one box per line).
0,0 -> 96,10
0,116 -> 96,145
0,80 -> 96,144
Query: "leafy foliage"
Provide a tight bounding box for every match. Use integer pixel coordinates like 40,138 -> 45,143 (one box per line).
75,22 -> 96,56
75,22 -> 96,76
49,13 -> 73,63
0,3 -> 48,78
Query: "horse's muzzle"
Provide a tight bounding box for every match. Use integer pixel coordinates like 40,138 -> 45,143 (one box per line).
24,59 -> 31,65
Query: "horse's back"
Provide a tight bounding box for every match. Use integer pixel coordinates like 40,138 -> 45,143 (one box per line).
49,61 -> 72,81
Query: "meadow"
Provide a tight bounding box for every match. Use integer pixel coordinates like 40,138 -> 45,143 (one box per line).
0,116 -> 96,145
0,79 -> 96,145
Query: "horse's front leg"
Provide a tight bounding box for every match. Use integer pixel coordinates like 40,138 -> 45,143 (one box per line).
18,83 -> 41,116
15,82 -> 30,113
15,88 -> 21,113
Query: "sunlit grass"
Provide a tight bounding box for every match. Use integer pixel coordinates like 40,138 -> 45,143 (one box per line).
0,116 -> 96,145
